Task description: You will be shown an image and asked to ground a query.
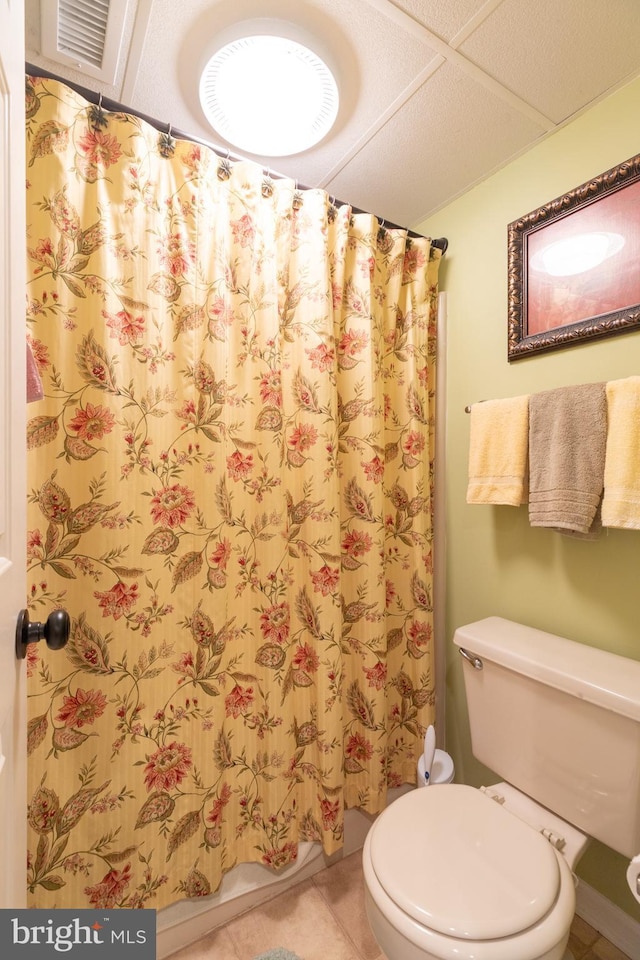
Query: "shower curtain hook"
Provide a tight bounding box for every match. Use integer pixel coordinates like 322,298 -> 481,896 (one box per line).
217,149 -> 232,180
262,167 -> 274,197
89,91 -> 107,130
376,217 -> 394,253
158,122 -> 176,158
292,181 -> 304,210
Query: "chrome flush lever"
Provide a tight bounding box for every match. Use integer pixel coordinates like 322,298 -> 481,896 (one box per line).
458,647 -> 483,670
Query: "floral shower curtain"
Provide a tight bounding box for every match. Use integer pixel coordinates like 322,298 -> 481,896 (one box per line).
25,76 -> 441,910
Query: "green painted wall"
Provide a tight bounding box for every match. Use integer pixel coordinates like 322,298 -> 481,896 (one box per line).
418,77 -> 640,921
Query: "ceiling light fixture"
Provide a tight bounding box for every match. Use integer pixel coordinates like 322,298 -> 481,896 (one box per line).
199,31 -> 339,158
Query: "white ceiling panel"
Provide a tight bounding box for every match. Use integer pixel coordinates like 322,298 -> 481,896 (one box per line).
324,59 -> 547,225
458,0 -> 640,123
392,0 -> 500,42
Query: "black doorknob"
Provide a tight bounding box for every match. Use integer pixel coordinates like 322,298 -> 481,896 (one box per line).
15,608 -> 71,660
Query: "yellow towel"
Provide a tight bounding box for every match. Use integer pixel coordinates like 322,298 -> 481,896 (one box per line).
466,395 -> 529,505
602,376 -> 640,529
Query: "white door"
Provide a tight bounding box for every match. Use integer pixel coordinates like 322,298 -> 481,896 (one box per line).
0,0 -> 27,909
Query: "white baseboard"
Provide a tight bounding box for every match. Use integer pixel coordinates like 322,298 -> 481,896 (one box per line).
575,880 -> 640,960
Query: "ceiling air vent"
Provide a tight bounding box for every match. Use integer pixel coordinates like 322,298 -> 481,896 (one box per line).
40,0 -> 130,84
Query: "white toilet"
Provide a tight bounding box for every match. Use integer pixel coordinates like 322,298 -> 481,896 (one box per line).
363,616 -> 640,960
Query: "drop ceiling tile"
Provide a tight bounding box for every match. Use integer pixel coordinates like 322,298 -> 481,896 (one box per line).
391,0 -> 495,41
458,0 -> 640,123
324,60 -> 547,227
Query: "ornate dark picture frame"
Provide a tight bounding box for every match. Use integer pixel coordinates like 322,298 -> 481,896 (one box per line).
507,153 -> 640,360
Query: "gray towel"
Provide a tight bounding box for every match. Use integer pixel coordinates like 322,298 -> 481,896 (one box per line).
528,383 -> 606,538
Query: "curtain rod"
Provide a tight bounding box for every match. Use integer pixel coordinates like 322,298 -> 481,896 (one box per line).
25,63 -> 447,254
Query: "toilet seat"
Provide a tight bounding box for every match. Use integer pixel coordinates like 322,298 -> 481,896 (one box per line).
368,783 -> 561,941
363,783 -> 577,960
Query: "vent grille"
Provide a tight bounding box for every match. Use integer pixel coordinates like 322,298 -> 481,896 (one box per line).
57,0 -> 111,68
40,0 -> 129,84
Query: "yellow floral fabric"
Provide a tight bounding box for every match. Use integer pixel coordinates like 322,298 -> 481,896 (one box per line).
25,76 -> 441,910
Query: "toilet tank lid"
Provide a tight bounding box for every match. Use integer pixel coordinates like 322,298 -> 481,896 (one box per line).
453,617 -> 640,722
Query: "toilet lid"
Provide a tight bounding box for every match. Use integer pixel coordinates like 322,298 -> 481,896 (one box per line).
369,783 -> 561,941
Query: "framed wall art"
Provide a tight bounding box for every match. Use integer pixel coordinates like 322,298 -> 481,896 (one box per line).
507,153 -> 640,360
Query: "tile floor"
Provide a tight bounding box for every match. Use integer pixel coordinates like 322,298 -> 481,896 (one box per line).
167,850 -> 632,960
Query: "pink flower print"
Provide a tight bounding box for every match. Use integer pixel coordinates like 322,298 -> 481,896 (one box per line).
31,238 -> 56,269
226,450 -> 253,480
310,564 -> 340,597
26,643 -> 39,679
84,862 -> 132,908
56,688 -> 107,727
259,370 -> 282,407
402,245 -> 427,281
288,423 -> 318,452
94,581 -> 139,620
157,231 -> 195,278
339,328 -> 369,358
341,530 -> 373,558
208,295 -> 235,331
319,796 -> 340,829
143,741 -> 192,792
209,538 -> 231,570
417,365 -> 429,388
150,483 -> 196,527
68,402 -> 116,440
364,662 -> 387,690
27,529 -> 43,562
403,431 -> 426,456
206,783 -> 232,826
358,255 -> 375,279
224,684 -> 255,719
231,214 -> 255,247
103,308 -> 145,346
306,342 -> 335,372
176,399 -> 197,425
77,130 -> 123,168
259,602 -> 290,644
172,652 -> 195,680
261,842 -> 297,869
362,455 -> 384,484
408,619 -> 432,650
385,579 -> 396,608
27,337 -> 49,372
345,732 -> 374,761
291,643 -> 320,673
183,144 -> 202,172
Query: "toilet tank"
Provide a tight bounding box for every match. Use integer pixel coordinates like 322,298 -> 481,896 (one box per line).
454,617 -> 640,858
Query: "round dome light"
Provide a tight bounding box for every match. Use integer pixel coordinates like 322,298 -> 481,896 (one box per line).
199,34 -> 339,157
